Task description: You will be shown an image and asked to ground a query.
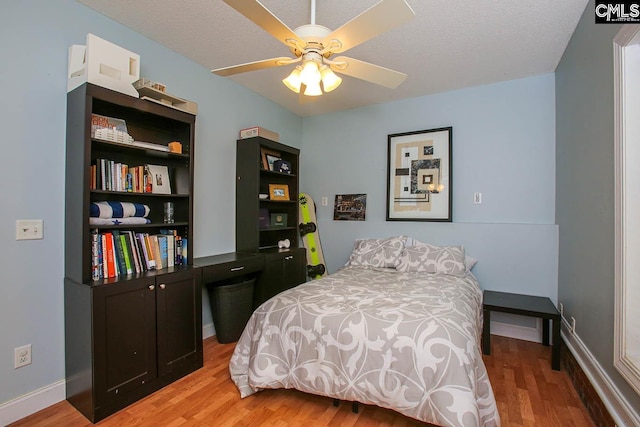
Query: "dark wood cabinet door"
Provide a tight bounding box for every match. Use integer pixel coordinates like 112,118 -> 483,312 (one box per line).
283,248 -> 306,289
93,278 -> 158,405
254,248 -> 306,307
156,269 -> 203,376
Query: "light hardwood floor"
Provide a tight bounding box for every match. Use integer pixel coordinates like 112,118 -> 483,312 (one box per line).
10,335 -> 594,426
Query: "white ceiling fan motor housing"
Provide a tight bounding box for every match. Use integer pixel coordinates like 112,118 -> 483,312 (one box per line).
290,24 -> 332,57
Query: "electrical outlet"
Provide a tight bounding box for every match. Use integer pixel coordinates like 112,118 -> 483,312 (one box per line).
570,316 -> 576,334
14,344 -> 32,369
559,302 -> 564,316
473,192 -> 482,204
16,220 -> 44,240
321,196 -> 328,206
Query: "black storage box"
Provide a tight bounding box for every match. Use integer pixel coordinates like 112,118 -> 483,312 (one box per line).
207,277 -> 256,344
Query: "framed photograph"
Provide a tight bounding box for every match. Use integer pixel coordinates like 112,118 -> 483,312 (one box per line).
145,164 -> 171,194
334,194 -> 367,221
386,127 -> 452,222
261,148 -> 281,170
270,213 -> 287,227
268,183 -> 290,201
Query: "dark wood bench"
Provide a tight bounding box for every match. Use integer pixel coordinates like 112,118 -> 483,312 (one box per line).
482,290 -> 561,370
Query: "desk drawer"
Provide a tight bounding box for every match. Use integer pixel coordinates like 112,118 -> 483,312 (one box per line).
201,255 -> 264,283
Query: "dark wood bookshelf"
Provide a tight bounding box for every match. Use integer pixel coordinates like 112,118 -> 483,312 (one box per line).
64,83 -> 202,423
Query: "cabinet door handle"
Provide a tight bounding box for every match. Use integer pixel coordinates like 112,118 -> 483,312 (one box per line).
230,266 -> 245,272
148,285 -> 155,291
285,256 -> 293,260
159,284 -> 166,289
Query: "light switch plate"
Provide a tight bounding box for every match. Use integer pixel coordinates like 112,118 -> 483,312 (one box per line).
16,220 -> 44,240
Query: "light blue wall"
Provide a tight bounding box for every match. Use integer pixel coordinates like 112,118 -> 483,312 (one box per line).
300,74 -> 558,302
0,0 -> 560,417
0,0 -> 301,407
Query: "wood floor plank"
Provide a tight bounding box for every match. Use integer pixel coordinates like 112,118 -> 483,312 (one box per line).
9,335 -> 594,427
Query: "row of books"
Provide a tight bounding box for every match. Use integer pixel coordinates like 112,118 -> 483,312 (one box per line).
90,158 -> 152,193
91,229 -> 188,280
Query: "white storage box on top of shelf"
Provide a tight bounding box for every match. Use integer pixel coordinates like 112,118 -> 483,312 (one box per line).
67,33 -> 140,97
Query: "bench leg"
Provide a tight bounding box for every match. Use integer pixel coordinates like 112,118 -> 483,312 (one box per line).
552,317 -> 561,371
483,309 -> 491,355
542,318 -> 550,346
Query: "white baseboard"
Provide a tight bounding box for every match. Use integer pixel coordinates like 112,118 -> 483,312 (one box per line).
0,380 -> 65,426
203,322 -> 215,340
490,320 -> 542,343
0,324 -> 217,426
561,317 -> 640,427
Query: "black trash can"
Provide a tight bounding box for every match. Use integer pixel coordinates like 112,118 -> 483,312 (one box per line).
207,276 -> 256,344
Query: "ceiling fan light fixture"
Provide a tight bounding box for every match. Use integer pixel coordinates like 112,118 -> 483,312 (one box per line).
299,60 -> 321,86
303,81 -> 322,96
320,65 -> 342,92
282,66 -> 302,93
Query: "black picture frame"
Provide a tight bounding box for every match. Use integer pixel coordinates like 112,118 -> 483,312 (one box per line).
386,127 -> 452,222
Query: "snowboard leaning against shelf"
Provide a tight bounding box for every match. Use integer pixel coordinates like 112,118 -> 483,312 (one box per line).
298,193 -> 327,279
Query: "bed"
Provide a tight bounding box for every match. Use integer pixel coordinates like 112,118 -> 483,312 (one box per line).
229,237 -> 500,427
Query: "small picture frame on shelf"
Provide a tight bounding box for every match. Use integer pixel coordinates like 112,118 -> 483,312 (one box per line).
273,159 -> 292,174
145,164 -> 171,194
258,208 -> 270,227
269,183 -> 290,201
265,154 -> 281,171
260,148 -> 281,170
270,213 -> 287,227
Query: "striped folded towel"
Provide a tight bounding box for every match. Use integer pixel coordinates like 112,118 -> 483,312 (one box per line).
90,201 -> 150,219
89,217 -> 151,226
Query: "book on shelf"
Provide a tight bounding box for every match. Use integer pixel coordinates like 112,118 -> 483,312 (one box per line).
131,140 -> 170,152
103,232 -> 116,278
91,114 -> 127,139
157,235 -> 169,269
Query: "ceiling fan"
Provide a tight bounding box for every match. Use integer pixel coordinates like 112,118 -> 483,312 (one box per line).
212,0 -> 415,97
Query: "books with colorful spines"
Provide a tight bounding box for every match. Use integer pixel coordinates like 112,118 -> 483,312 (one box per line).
182,238 -> 188,265
149,235 -> 163,270
99,159 -> 106,190
91,229 -> 100,281
103,232 -> 116,278
111,230 -> 127,275
123,231 -> 141,273
136,233 -> 152,271
175,235 -> 183,266
90,164 -> 96,190
157,235 -> 169,269
166,234 -> 175,268
142,233 -> 157,270
101,233 -> 108,278
119,233 -> 133,275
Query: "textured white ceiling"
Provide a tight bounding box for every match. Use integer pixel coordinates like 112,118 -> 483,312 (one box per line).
77,0 -> 588,117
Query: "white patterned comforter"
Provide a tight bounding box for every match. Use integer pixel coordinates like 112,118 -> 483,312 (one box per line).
230,267 -> 500,427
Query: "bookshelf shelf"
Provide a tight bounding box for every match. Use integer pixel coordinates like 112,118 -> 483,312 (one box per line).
64,83 -> 201,423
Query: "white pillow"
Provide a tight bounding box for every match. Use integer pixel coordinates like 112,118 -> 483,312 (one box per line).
346,236 -> 405,269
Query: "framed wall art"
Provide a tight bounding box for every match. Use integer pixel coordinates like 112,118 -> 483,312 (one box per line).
386,127 -> 452,222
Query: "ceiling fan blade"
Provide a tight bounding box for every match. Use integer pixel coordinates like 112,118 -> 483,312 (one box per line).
331,56 -> 407,89
212,57 -> 293,77
322,0 -> 414,54
223,0 -> 305,49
